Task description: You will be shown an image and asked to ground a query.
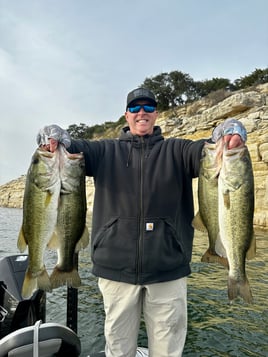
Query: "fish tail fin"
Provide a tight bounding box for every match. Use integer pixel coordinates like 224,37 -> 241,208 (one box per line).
50,267 -> 81,289
37,267 -> 52,292
228,277 -> 253,304
21,266 -> 51,298
17,227 -> 27,252
75,226 -> 90,252
21,269 -> 38,299
21,267 -> 52,299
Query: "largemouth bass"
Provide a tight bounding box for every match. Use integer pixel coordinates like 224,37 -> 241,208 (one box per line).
17,148 -> 61,298
192,141 -> 228,267
49,144 -> 89,288
218,144 -> 255,303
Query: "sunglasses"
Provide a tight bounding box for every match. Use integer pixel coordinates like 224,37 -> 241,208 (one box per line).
128,105 -> 156,113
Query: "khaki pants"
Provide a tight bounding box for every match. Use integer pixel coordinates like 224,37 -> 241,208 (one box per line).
98,277 -> 187,357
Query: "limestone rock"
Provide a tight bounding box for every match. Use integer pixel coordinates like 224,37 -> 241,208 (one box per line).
1,83 -> 268,230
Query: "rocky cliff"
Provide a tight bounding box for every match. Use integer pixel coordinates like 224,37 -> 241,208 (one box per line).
1,83 -> 268,229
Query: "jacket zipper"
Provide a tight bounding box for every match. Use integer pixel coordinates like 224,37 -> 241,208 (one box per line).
137,136 -> 145,284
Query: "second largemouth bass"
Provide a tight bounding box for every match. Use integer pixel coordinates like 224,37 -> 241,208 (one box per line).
49,145 -> 89,289
218,144 -> 255,303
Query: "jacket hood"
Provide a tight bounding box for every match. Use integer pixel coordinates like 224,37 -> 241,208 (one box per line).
119,126 -> 164,167
119,126 -> 164,145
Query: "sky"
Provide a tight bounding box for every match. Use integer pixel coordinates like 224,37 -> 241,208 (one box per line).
0,0 -> 267,184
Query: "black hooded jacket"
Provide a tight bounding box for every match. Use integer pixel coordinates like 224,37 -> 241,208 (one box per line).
69,126 -> 205,284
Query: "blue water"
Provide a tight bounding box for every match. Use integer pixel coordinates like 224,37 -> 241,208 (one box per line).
0,207 -> 267,356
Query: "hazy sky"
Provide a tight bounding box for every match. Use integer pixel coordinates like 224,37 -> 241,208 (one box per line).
1,0 -> 267,184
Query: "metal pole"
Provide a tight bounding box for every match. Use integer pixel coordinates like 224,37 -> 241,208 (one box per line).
66,253 -> 78,333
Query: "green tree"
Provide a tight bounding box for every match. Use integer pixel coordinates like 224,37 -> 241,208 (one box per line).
169,70 -> 196,104
67,123 -> 94,139
142,70 -> 195,110
194,77 -> 232,98
66,68 -> 268,136
233,68 -> 268,89
142,73 -> 172,110
141,71 -> 233,109
67,116 -> 127,139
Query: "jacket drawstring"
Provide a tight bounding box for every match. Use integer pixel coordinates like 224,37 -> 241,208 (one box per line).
126,136 -> 134,167
126,134 -> 152,167
145,137 -> 151,159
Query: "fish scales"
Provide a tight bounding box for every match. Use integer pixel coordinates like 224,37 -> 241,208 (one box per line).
49,145 -> 89,289
218,144 -> 255,303
193,141 -> 228,266
18,144 -> 89,298
17,148 -> 61,298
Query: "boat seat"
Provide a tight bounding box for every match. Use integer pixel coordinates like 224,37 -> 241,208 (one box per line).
0,320 -> 81,357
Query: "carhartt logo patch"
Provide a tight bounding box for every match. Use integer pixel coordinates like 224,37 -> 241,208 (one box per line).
146,223 -> 154,231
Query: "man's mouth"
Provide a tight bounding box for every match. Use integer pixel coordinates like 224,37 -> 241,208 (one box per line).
136,119 -> 148,123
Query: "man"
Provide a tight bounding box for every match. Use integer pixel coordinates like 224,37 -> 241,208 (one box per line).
37,88 -> 246,357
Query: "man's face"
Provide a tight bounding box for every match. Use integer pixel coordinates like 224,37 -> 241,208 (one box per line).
125,100 -> 158,136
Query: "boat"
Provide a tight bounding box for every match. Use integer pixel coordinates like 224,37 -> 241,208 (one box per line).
0,255 -> 148,356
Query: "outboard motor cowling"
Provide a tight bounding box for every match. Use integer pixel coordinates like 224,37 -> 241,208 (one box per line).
0,255 -> 46,338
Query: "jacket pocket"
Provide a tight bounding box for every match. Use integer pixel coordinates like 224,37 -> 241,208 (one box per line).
92,216 -> 138,272
142,217 -> 187,273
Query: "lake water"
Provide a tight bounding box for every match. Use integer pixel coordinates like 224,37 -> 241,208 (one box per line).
0,207 -> 267,356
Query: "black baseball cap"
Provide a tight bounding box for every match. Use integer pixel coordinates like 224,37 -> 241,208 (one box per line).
126,88 -> 157,110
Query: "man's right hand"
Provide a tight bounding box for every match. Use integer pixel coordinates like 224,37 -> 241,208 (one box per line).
36,125 -> 71,152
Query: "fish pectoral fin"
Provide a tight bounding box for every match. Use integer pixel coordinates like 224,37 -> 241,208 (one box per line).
47,231 -> 59,250
17,227 -> 27,252
44,191 -> 53,207
223,191 -> 230,208
201,249 -> 229,268
246,234 -> 257,260
192,212 -> 207,232
75,225 -> 90,252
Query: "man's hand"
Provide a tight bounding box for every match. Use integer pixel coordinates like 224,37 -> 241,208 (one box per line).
212,118 -> 247,149
36,125 -> 71,152
223,134 -> 244,149
40,138 -> 59,153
